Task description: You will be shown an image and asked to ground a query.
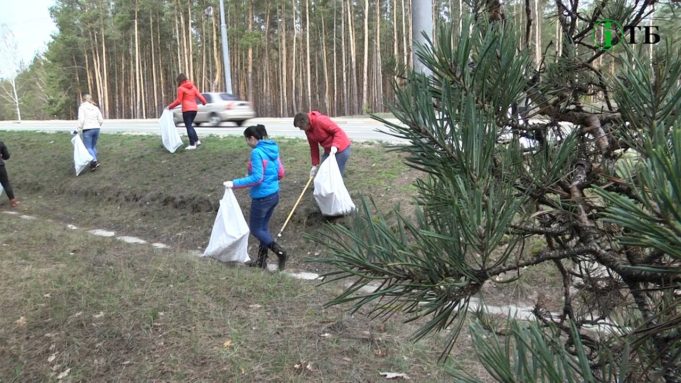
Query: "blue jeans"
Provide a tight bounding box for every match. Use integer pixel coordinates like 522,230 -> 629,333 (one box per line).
249,192 -> 279,247
322,145 -> 351,176
82,128 -> 100,161
182,111 -> 199,145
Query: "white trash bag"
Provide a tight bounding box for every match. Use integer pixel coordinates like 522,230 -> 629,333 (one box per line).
202,188 -> 250,263
313,153 -> 355,216
0,183 -> 4,198
71,134 -> 94,176
159,109 -> 183,153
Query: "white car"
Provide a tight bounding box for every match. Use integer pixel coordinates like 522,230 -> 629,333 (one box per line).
173,92 -> 255,127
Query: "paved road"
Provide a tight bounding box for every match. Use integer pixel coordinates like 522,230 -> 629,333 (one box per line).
0,117 -> 408,144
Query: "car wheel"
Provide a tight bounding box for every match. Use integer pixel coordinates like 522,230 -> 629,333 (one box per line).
209,114 -> 221,126
235,120 -> 245,127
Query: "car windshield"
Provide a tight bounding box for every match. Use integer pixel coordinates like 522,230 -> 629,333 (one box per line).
219,93 -> 238,101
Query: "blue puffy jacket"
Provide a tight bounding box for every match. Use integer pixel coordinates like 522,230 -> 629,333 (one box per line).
233,140 -> 285,198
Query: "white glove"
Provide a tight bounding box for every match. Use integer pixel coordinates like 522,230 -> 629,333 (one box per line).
223,181 -> 233,188
330,146 -> 338,154
309,166 -> 318,178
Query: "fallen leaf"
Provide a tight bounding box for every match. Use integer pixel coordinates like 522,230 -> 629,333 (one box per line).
56,368 -> 71,380
48,353 -> 57,363
248,304 -> 262,309
379,372 -> 411,380
122,360 -> 131,365
43,293 -> 51,298
93,311 -> 104,319
320,333 -> 332,338
223,339 -> 233,349
293,361 -> 314,373
73,312 -> 83,318
15,316 -> 27,327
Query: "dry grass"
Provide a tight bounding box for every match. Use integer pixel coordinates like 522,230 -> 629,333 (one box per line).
0,131 -> 493,382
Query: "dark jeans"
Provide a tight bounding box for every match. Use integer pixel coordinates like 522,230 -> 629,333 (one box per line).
182,111 -> 199,145
249,192 -> 279,247
82,128 -> 100,161
0,165 -> 15,200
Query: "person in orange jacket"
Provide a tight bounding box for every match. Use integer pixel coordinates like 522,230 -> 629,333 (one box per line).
167,73 -> 207,150
293,111 -> 351,178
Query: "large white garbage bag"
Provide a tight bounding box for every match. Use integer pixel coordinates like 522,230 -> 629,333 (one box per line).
159,109 -> 183,153
313,153 -> 355,216
202,188 -> 250,263
0,183 -> 4,197
71,134 -> 94,176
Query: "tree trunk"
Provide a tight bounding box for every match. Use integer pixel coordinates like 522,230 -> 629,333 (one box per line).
347,0 -> 358,114
175,5 -> 182,73
341,0 -> 348,115
321,9 -> 330,113
292,0 -> 298,113
393,0 -> 399,68
401,0 -> 408,70
362,0 -> 369,113
212,12 -> 221,90
333,0 -> 338,115
534,0 -> 541,66
100,16 -> 109,118
374,0 -> 383,111
263,3 -> 271,115
151,10 -> 159,113
248,0 -> 254,104
280,0 -> 288,115
305,0 -> 312,110
134,1 -> 143,118
201,10 -> 207,91
187,2 -> 193,81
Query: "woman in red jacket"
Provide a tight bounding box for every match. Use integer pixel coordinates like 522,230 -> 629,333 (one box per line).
293,111 -> 351,178
167,73 -> 207,150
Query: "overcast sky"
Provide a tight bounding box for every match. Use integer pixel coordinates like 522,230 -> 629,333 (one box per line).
0,0 -> 57,69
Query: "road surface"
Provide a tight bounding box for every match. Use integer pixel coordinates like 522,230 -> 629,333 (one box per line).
0,117 -> 408,144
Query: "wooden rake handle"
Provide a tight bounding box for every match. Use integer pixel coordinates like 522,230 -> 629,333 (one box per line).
277,176 -> 314,237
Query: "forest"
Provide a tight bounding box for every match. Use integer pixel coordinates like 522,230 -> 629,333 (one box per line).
1,0 -> 675,121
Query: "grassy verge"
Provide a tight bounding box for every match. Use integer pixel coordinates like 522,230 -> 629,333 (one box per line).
1,131 -> 418,272
0,213 -> 489,382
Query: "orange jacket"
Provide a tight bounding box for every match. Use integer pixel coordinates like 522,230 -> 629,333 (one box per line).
305,111 -> 351,166
168,81 -> 207,112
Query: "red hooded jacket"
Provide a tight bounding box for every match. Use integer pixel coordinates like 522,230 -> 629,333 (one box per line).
305,111 -> 351,166
167,81 -> 207,112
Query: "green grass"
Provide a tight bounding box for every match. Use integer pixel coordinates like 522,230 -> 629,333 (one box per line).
0,210 -> 488,382
0,131 -> 497,381
1,131 -> 417,260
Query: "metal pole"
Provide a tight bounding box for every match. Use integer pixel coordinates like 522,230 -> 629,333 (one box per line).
412,0 -> 433,76
219,0 -> 233,94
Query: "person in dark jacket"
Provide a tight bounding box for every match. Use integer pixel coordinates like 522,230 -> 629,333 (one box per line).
0,141 -> 18,208
167,73 -> 207,150
224,125 -> 288,270
293,111 -> 352,178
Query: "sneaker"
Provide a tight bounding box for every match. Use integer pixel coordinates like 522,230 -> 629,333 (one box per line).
10,198 -> 19,208
196,140 -> 202,146
185,145 -> 197,150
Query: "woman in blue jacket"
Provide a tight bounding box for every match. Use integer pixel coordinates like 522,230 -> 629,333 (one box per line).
224,125 -> 288,270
